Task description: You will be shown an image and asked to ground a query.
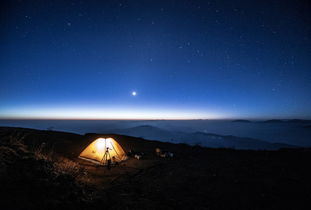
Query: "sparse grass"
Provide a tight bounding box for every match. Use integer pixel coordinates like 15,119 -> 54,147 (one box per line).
8,131 -> 28,145
0,131 -> 96,209
53,157 -> 87,179
2,131 -> 88,183
30,142 -> 89,182
32,142 -> 55,161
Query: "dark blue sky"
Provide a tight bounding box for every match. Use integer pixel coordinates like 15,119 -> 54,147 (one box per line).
1,0 -> 310,119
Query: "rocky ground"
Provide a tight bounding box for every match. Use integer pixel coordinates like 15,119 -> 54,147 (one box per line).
0,127 -> 311,210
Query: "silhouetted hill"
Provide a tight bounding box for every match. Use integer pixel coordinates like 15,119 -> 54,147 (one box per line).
287,119 -> 311,123
113,125 -> 173,139
191,132 -> 294,150
261,119 -> 284,123
1,127 -> 310,210
260,119 -> 311,124
232,119 -> 252,123
0,126 -> 311,210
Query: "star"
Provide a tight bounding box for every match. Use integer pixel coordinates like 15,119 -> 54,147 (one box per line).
132,91 -> 137,96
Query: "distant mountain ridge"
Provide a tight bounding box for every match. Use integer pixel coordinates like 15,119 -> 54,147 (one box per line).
232,120 -> 252,123
232,119 -> 311,124
110,125 -> 295,150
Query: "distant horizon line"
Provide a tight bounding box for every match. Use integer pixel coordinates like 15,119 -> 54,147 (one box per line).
0,117 -> 310,121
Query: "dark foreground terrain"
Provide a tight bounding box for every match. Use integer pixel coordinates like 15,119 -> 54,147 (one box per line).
0,127 -> 310,210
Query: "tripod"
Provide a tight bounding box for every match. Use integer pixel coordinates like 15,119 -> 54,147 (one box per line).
101,147 -> 112,166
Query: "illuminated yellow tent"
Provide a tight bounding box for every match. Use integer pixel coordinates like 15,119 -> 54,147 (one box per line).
79,137 -> 127,165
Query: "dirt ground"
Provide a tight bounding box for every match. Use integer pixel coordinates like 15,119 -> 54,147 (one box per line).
1,127 -> 311,210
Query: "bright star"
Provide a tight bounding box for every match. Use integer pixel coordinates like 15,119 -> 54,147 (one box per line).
132,91 -> 137,96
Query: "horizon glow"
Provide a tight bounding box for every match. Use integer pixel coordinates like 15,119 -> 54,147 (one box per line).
0,106 -> 231,120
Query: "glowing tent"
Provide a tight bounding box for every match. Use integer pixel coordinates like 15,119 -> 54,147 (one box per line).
79,137 -> 127,165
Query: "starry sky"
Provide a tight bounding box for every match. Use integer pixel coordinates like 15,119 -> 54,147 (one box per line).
1,0 -> 310,119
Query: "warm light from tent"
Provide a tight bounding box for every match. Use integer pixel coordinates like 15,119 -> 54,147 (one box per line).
79,137 -> 127,165
106,138 -> 113,149
95,138 -> 106,150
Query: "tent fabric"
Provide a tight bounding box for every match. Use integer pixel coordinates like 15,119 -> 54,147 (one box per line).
79,137 -> 127,165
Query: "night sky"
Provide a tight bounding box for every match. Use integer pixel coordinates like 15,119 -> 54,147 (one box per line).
1,0 -> 310,119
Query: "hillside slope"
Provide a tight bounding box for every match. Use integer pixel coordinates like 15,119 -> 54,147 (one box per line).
0,127 -> 310,210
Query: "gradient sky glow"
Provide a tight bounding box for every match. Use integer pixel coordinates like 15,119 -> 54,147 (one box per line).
1,0 -> 311,119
